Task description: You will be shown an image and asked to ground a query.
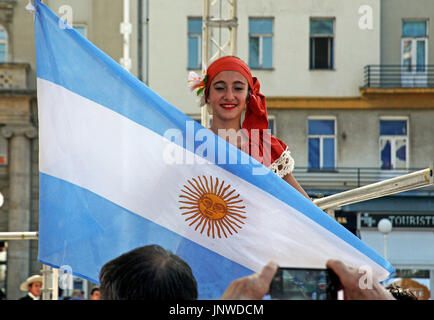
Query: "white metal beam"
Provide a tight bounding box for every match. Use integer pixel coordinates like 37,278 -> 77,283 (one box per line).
0,231 -> 38,240
314,167 -> 434,210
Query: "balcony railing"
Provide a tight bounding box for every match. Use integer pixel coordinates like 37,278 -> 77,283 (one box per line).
292,167 -> 433,191
363,64 -> 434,88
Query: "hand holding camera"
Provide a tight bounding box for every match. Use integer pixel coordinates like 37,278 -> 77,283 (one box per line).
221,259 -> 395,300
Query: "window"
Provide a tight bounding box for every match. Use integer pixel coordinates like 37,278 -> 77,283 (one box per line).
188,18 -> 202,70
310,19 -> 334,70
402,21 -> 427,38
73,25 -> 87,38
401,20 -> 428,87
379,119 -> 408,170
249,18 -> 273,69
308,118 -> 336,169
0,26 -> 8,62
268,115 -> 276,136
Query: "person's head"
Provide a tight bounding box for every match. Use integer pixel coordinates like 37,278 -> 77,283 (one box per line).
207,70 -> 249,126
70,289 -> 84,300
99,244 -> 198,300
20,275 -> 43,297
190,56 -> 287,166
205,56 -> 269,131
90,287 -> 100,300
205,57 -> 252,126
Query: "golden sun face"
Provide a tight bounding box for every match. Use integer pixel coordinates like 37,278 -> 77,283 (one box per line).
179,176 -> 247,238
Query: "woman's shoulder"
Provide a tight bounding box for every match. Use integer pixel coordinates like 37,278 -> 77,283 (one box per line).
268,147 -> 295,178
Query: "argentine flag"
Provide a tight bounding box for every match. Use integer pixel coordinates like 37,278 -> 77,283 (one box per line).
33,0 -> 394,298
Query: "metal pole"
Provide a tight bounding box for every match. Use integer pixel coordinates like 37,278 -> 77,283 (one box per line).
201,0 -> 238,128
314,167 -> 434,210
137,0 -> 143,81
0,232 -> 38,240
201,0 -> 210,128
41,264 -> 51,300
120,0 -> 132,71
230,0 -> 237,56
384,234 -> 388,260
52,268 -> 59,300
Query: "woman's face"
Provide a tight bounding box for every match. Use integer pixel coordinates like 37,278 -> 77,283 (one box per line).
207,70 -> 249,125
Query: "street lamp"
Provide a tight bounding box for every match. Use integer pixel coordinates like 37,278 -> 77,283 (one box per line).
377,218 -> 392,260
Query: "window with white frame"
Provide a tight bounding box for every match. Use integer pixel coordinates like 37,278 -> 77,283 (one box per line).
0,26 -> 8,62
401,20 -> 428,87
310,18 -> 334,70
379,118 -> 408,170
249,18 -> 273,69
308,118 -> 336,169
188,18 -> 202,70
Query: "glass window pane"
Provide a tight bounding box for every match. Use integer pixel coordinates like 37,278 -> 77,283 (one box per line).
249,18 -> 273,34
311,38 -> 331,69
268,118 -> 275,135
323,138 -> 335,169
0,29 -> 6,40
310,19 -> 334,35
188,18 -> 202,34
380,138 -> 392,169
416,40 -> 426,71
402,40 -> 413,71
262,36 -> 273,68
380,120 -> 407,135
308,138 -> 320,169
0,44 -> 6,62
249,37 -> 260,68
188,36 -> 199,69
395,139 -> 407,169
308,119 -> 335,135
402,21 -> 427,37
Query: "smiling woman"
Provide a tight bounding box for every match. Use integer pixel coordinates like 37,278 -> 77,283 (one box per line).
189,56 -> 311,201
207,70 -> 249,133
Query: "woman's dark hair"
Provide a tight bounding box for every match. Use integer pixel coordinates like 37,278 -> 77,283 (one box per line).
99,245 -> 198,300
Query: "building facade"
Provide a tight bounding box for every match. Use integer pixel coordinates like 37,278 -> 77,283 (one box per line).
0,0 -> 433,299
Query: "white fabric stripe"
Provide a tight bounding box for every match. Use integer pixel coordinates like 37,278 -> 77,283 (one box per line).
37,78 -> 389,280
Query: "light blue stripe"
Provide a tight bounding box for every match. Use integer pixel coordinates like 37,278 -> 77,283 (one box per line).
34,1 -> 394,278
38,173 -> 252,299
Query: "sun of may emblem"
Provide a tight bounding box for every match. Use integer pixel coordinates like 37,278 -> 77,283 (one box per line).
179,176 -> 247,238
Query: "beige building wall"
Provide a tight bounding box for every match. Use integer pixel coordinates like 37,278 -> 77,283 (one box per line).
147,0 -> 380,116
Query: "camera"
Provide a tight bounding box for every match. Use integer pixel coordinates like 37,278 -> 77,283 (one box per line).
269,267 -> 340,300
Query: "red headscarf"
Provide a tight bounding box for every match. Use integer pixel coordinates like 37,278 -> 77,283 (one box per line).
205,56 -> 287,167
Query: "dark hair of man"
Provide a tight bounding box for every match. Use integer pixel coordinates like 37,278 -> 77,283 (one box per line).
99,245 -> 198,300
90,287 -> 100,295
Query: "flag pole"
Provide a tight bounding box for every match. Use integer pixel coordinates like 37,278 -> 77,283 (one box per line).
314,166 -> 434,210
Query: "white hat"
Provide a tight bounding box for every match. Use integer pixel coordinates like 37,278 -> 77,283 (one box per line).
20,275 -> 43,291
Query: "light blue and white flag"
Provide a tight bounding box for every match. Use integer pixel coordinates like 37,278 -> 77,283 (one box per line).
33,0 -> 394,299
